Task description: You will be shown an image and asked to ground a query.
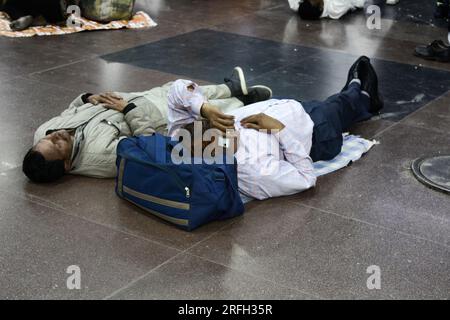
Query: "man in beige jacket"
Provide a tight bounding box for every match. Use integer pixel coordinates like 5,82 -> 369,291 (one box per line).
23,68 -> 272,183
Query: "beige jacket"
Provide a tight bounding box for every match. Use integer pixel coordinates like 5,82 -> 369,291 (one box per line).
33,82 -> 242,178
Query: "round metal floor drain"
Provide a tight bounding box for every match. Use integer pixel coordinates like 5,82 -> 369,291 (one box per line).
411,155 -> 450,194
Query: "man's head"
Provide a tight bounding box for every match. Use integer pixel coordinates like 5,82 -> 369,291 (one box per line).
298,0 -> 324,20
180,120 -> 238,159
23,130 -> 73,183
182,120 -> 217,156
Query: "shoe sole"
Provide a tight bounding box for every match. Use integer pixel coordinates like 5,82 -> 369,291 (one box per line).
368,63 -> 384,114
413,51 -> 450,63
249,85 -> 273,98
234,67 -> 248,95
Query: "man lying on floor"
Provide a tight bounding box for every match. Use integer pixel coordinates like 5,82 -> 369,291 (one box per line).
22,68 -> 272,182
288,0 -> 400,20
168,56 -> 383,200
288,0 -> 366,20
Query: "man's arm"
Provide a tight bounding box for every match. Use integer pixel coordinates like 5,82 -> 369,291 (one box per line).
167,79 -> 235,136
96,94 -> 156,136
61,93 -> 92,116
240,113 -> 316,199
63,92 -> 121,116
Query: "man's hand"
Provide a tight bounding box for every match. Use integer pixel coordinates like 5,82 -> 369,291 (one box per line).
201,103 -> 235,133
96,93 -> 128,112
240,113 -> 285,133
87,92 -> 123,106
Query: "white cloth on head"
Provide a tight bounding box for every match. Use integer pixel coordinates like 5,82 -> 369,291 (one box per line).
167,79 -> 206,137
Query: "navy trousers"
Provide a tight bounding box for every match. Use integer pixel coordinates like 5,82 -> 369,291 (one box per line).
302,82 -> 372,162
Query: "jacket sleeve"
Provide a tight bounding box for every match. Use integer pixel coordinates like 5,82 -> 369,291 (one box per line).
123,102 -> 156,137
247,129 -> 316,200
61,93 -> 92,116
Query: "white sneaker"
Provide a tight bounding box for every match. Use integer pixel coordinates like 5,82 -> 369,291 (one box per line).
386,0 -> 399,5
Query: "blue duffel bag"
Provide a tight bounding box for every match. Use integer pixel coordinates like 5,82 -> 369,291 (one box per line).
115,134 -> 245,231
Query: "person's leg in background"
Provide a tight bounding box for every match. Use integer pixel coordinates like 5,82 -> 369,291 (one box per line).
195,66 -> 273,114
435,0 -> 449,19
1,0 -> 26,20
448,0 -> 450,45
201,84 -> 245,114
414,1 -> 450,62
2,0 -> 65,30
2,0 -> 37,30
39,0 -> 65,24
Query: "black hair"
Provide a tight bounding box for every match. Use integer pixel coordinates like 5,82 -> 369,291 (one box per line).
22,148 -> 66,183
298,0 -> 323,20
182,119 -> 212,138
182,120 -> 213,153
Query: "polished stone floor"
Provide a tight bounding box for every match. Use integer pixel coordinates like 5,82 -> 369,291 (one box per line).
0,0 -> 449,299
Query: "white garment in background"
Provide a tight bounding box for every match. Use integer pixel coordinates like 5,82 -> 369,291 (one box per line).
321,0 -> 366,19
287,0 -> 366,19
288,0 -> 301,11
167,80 -> 317,200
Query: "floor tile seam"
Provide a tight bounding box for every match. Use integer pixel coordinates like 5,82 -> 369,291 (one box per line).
103,218 -> 240,299
285,200 -> 450,250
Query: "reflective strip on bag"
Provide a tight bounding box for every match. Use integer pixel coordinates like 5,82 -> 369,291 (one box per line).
125,198 -> 189,227
117,158 -> 126,197
123,186 -> 190,211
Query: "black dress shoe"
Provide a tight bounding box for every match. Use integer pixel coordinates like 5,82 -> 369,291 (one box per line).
363,61 -> 384,115
224,66 -> 248,97
342,56 -> 369,92
414,41 -> 450,62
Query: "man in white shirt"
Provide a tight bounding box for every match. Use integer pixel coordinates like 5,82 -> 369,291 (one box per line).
167,56 -> 383,200
288,0 -> 400,20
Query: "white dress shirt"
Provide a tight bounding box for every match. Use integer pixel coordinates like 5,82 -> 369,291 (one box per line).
167,80 -> 317,200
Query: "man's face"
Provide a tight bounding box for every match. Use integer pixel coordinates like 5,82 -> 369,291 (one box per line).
34,130 -> 73,162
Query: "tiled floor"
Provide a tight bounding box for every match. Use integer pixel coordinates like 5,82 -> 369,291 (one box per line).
0,0 -> 449,299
